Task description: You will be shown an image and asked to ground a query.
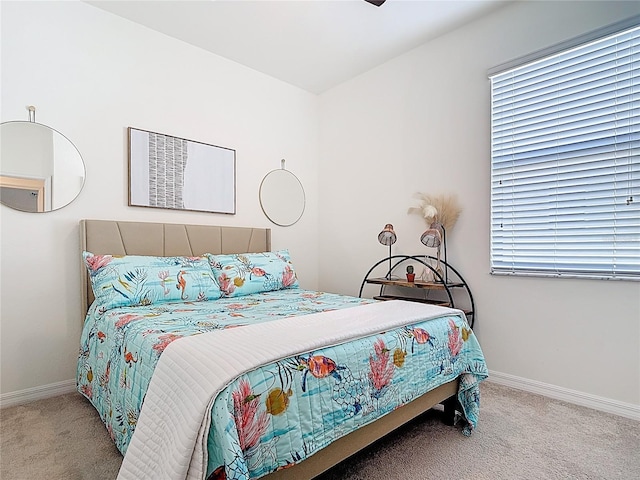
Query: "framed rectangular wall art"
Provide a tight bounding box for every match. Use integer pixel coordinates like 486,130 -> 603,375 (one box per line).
128,127 -> 236,214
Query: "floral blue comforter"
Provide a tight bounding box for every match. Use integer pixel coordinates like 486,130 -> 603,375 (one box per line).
77,290 -> 487,480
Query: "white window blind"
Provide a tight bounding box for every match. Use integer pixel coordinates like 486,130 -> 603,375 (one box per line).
490,23 -> 640,280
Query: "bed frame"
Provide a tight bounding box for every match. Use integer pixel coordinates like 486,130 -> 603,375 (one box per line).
80,219 -> 459,480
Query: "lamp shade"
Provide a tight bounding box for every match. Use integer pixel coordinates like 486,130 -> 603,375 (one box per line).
420,223 -> 442,248
378,224 -> 397,246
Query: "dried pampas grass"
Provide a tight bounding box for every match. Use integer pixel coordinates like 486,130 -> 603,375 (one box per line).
408,193 -> 462,232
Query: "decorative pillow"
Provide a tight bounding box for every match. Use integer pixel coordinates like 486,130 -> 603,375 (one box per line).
83,252 -> 221,311
205,250 -> 299,298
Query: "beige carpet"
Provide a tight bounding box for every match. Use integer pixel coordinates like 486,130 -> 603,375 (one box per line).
1,382 -> 638,480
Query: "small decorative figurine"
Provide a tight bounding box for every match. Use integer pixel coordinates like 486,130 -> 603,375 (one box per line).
406,265 -> 415,282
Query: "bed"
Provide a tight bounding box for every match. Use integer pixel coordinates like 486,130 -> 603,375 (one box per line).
77,219 -> 487,480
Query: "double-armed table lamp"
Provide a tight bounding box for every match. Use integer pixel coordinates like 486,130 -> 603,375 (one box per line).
376,222 -> 448,282
378,224 -> 397,279
420,222 -> 447,282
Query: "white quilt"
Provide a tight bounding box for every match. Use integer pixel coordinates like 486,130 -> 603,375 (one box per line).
117,300 -> 460,480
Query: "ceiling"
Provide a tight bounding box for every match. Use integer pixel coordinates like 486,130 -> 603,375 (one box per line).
87,0 -> 508,94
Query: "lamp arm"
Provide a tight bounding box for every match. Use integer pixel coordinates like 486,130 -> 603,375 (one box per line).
441,226 -> 447,283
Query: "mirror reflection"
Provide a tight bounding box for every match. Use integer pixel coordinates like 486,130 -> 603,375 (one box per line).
0,121 -> 85,212
260,167 -> 305,227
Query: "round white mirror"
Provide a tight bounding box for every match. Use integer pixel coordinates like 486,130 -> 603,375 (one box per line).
0,121 -> 85,212
259,166 -> 305,227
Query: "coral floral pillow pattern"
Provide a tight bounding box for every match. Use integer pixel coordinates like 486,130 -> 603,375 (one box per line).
83,252 -> 221,311
206,250 -> 299,298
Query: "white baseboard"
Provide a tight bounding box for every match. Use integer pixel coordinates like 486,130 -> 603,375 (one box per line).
487,370 -> 640,422
0,379 -> 76,409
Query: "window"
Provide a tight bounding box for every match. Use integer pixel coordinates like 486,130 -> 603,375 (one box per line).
489,20 -> 640,280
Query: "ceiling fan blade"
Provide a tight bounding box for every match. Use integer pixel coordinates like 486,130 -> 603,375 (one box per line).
364,0 -> 387,6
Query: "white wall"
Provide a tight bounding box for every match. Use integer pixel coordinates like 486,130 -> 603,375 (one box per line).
318,1 -> 640,406
0,1 -> 320,396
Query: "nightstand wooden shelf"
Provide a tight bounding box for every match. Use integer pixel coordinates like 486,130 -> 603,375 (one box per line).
365,277 -> 465,290
372,294 -> 452,307
359,255 -> 476,328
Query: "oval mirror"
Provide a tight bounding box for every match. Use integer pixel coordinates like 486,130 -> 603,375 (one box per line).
259,166 -> 305,227
0,121 -> 85,213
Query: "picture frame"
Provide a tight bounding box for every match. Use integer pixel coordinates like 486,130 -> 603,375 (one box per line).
128,127 -> 236,214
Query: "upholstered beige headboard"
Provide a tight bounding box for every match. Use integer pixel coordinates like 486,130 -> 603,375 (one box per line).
80,219 -> 271,316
